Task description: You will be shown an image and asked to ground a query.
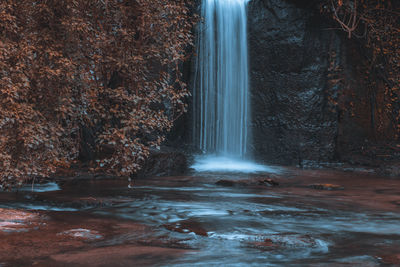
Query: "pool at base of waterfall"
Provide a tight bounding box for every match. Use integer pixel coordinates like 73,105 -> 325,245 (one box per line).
191,155 -> 281,173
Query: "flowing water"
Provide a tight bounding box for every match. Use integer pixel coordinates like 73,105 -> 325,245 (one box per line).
1,169 -> 400,266
1,1 -> 399,265
193,0 -> 249,157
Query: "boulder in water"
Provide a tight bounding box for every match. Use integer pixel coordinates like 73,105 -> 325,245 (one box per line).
215,178 -> 279,188
163,219 -> 208,237
308,183 -> 344,190
137,147 -> 188,177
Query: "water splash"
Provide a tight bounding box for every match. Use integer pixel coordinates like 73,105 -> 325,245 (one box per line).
192,155 -> 280,173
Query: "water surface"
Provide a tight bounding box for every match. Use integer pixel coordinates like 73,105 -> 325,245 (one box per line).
1,169 -> 400,266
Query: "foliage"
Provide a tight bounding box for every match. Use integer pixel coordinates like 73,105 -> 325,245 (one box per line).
322,0 -> 400,139
0,0 -> 194,189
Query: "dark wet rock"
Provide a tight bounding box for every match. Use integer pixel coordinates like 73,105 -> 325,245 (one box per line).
250,233 -> 326,252
391,200 -> 400,207
163,219 -> 208,237
377,254 -> 400,265
248,0 -> 340,165
378,163 -> 400,178
258,178 -> 279,187
216,178 -> 279,188
215,180 -> 236,187
246,0 -> 399,167
270,233 -> 320,249
308,183 -> 344,190
137,146 -> 188,177
251,238 -> 278,250
0,208 -> 40,233
0,212 -> 154,265
59,228 -> 103,240
161,0 -> 400,172
136,234 -> 194,250
68,197 -> 111,209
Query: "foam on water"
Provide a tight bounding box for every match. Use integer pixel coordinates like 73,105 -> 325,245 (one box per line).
18,204 -> 77,212
19,182 -> 61,192
192,155 -> 280,173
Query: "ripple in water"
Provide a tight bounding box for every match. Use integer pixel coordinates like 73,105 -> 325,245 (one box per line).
19,182 -> 61,192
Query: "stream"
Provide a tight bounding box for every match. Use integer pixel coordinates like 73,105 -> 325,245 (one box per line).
1,168 -> 400,266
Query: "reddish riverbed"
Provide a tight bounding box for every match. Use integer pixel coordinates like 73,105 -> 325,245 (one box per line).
1,168 -> 400,266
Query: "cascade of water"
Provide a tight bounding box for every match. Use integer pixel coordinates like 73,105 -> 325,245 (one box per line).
193,0 -> 249,158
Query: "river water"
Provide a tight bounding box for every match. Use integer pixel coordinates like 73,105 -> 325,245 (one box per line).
1,168 -> 400,266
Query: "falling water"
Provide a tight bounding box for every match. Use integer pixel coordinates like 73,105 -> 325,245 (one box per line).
193,0 -> 249,158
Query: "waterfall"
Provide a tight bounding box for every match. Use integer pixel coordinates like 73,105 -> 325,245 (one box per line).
191,0 -> 277,173
193,0 -> 249,158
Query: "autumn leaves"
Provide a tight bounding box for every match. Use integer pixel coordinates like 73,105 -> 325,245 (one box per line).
0,0 -> 195,188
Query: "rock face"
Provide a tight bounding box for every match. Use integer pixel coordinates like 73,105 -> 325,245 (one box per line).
247,0 -> 341,165
247,0 -> 399,166
173,0 -> 399,168
137,147 -> 188,177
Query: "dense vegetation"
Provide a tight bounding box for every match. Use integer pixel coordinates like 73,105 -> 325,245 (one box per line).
0,0 -> 194,189
0,0 -> 397,189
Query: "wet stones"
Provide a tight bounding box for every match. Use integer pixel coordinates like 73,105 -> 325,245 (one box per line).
391,200 -> 400,207
0,208 -> 40,233
137,147 -> 188,177
68,197 -> 110,210
378,163 -> 400,177
250,233 -> 328,253
58,228 -> 103,240
163,219 -> 208,237
377,253 -> 400,265
308,184 -> 344,190
215,180 -> 236,187
215,178 -> 279,188
252,238 -> 278,250
258,179 -> 279,187
268,233 -> 319,249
